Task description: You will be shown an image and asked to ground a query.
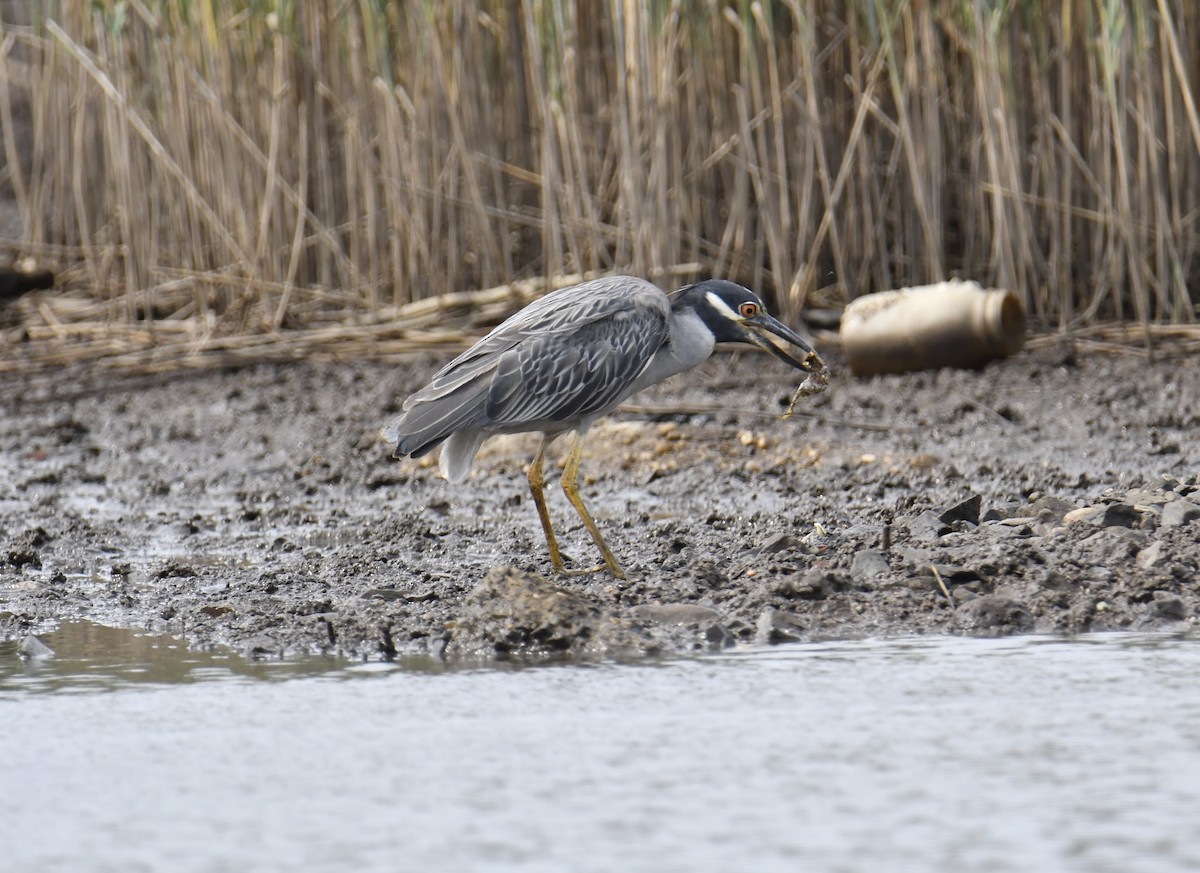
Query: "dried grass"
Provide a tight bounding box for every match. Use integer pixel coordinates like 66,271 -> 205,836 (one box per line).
1,0 -> 1198,374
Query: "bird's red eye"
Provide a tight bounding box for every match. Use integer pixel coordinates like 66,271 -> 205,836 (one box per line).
739,302 -> 758,318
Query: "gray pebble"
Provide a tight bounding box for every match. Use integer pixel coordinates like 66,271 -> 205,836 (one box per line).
1160,499 -> 1200,529
955,595 -> 1033,634
1027,495 -> 1077,524
770,570 -> 847,600
939,494 -> 982,526
1064,503 -> 1141,529
1150,592 -> 1187,621
757,532 -> 802,555
1038,568 -> 1076,590
906,510 -> 951,541
1137,541 -> 1167,569
755,608 -> 805,645
850,549 -> 890,583
705,624 -> 736,650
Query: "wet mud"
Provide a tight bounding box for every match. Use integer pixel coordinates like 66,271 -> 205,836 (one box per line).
2,343 -> 1197,662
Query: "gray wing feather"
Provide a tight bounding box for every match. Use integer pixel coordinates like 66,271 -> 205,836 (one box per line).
484,306 -> 662,426
387,277 -> 669,456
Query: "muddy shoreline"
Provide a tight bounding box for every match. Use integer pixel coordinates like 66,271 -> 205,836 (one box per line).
2,343 -> 1197,662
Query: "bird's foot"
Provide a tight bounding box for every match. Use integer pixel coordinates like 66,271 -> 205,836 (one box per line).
552,553 -> 627,580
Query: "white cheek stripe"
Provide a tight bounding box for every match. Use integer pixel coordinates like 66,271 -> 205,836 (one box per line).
705,291 -> 742,321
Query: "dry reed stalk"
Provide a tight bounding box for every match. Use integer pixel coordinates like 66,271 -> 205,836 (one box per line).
0,0 -> 1195,375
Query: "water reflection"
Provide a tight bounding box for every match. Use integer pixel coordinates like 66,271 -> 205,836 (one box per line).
0,621 -> 440,695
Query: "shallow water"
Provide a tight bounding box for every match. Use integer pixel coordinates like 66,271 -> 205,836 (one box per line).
3,624 -> 1199,873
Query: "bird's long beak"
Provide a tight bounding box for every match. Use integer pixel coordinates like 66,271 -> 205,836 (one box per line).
742,314 -> 828,376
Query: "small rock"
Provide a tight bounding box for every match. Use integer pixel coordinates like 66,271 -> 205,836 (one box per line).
630,604 -> 722,626
5,549 -> 41,569
940,494 -> 982,526
1160,500 -> 1200,529
1063,505 -> 1104,526
1063,503 -> 1140,528
951,587 -> 978,605
18,634 -> 55,659
1027,495 -> 1076,524
1038,568 -> 1076,590
1149,592 -> 1186,621
1137,541 -> 1166,570
850,549 -> 890,584
705,624 -> 736,649
1124,488 -> 1173,507
770,570 -> 847,600
155,561 -> 199,579
906,511 -> 951,541
757,532 -> 802,555
955,595 -> 1033,635
755,608 -> 805,645
980,519 -> 1033,538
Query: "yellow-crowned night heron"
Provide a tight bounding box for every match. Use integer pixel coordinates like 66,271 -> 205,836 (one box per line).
384,276 -> 826,579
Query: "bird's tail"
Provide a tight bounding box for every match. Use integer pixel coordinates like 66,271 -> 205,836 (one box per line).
437,430 -> 487,483
384,380 -> 489,467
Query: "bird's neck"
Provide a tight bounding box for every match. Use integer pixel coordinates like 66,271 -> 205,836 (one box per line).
627,307 -> 716,396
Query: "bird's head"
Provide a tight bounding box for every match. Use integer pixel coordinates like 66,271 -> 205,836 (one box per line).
674,280 -> 826,375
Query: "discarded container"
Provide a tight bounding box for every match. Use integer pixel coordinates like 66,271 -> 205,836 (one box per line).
840,279 -> 1026,376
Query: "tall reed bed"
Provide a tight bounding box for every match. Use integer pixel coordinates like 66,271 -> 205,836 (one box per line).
1,0 -> 1197,334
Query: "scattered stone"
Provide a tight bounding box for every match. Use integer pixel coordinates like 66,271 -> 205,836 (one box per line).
705,624 -> 736,649
940,493 -> 982,526
18,634 -> 55,659
850,549 -> 890,584
155,561 -> 199,579
1149,592 -> 1186,621
955,595 -> 1033,635
1160,499 -> 1200,529
906,510 -> 951,541
5,549 -> 41,569
951,587 -> 978,605
630,604 -> 722,625
1027,495 -> 1076,524
980,518 -> 1034,539
1063,503 -> 1140,528
1038,568 -> 1077,590
1063,505 -> 1103,526
757,532 -> 802,555
1124,488 -> 1175,507
755,608 -> 805,645
1136,542 -> 1167,570
770,570 -> 847,600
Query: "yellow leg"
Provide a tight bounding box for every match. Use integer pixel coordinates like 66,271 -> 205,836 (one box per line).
561,430 -> 627,579
526,435 -> 568,575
